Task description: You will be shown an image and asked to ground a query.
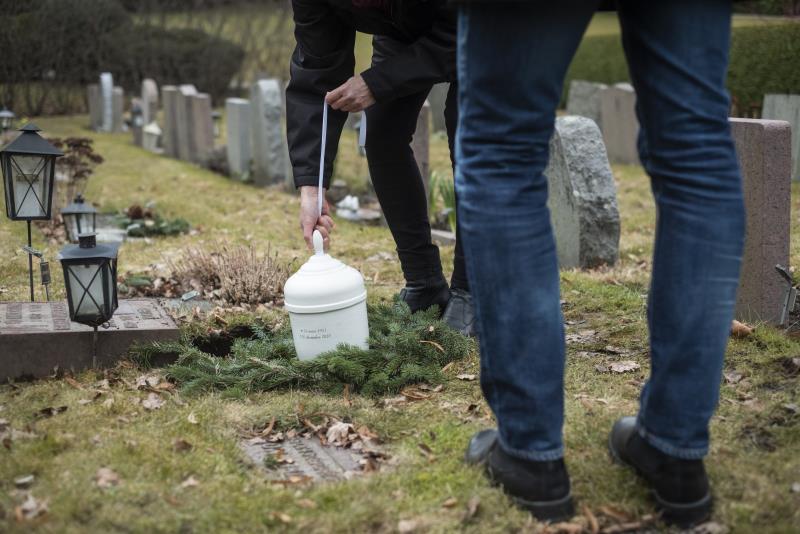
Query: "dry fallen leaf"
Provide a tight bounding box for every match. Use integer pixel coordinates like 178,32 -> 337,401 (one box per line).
135,374 -> 161,390
397,519 -> 420,533
417,442 -> 435,461
95,467 -> 120,488
731,320 -> 753,338
724,371 -> 744,385
142,393 -> 165,411
463,496 -> 480,521
14,474 -> 35,489
456,374 -> 477,381
180,475 -> 200,489
269,512 -> 292,524
15,494 -> 48,521
36,406 -> 67,419
582,505 -> 599,534
296,498 -> 317,509
173,439 -> 193,453
442,497 -> 458,508
326,422 -> 354,446
187,412 -> 199,425
609,361 -> 640,373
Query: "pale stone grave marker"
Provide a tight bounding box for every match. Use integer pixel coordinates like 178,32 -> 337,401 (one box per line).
189,93 -> 214,164
412,100 -> 431,197
225,97 -> 252,179
0,299 -> 179,381
100,72 -> 114,132
600,82 -> 640,165
730,118 -> 792,324
175,84 -> 198,161
428,82 -> 450,133
87,84 -> 102,130
251,79 -> 292,187
567,80 -> 608,130
546,116 -> 620,268
141,78 -> 159,126
762,94 -> 800,181
161,85 -> 180,158
112,87 -> 125,133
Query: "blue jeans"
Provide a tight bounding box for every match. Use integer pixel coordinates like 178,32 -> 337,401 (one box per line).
456,0 -> 744,461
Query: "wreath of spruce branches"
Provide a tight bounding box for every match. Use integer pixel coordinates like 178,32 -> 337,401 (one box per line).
130,301 -> 474,397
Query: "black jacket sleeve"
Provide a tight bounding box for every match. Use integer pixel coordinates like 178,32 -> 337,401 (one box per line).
286,0 -> 355,189
360,5 -> 457,103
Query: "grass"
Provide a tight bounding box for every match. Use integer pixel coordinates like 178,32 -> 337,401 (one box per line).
1,116 -> 799,532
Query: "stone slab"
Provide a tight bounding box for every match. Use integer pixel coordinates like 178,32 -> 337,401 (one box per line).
0,299 -> 179,381
762,94 -> 800,181
189,93 -> 215,165
546,115 -> 620,268
141,78 -> 159,127
251,79 -> 292,187
112,87 -> 125,133
431,229 -> 456,246
161,86 -> 180,158
412,100 -> 431,198
87,84 -> 102,130
566,80 -> 608,130
428,82 -> 450,133
241,436 -> 361,482
730,118 -> 792,324
175,84 -> 198,161
100,72 -> 114,133
600,83 -> 640,165
225,97 -> 252,179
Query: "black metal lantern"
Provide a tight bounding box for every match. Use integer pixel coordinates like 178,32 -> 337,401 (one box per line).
58,233 -> 119,328
61,193 -> 98,243
1,123 -> 62,221
2,123 -> 63,301
0,108 -> 14,132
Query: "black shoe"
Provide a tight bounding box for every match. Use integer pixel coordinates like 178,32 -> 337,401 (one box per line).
442,288 -> 477,337
465,429 -> 574,522
399,279 -> 451,315
608,417 -> 713,528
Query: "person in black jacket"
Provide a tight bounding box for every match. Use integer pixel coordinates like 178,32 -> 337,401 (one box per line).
285,0 -> 474,335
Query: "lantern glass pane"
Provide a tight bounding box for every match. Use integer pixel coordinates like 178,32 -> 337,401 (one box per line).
78,213 -> 94,234
67,263 -> 105,322
10,154 -> 48,218
64,214 -> 79,242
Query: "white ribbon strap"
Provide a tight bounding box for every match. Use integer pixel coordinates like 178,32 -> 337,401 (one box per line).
317,101 -> 328,218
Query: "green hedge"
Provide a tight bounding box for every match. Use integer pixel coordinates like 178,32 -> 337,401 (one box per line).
564,22 -> 800,112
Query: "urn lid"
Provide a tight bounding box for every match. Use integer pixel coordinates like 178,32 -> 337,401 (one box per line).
284,231 -> 367,314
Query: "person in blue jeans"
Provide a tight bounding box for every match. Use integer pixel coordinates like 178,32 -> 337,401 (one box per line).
457,1 -> 745,527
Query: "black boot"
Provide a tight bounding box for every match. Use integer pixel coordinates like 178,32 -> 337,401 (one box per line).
465,429 -> 574,522
399,278 -> 451,315
442,288 -> 476,337
608,417 -> 713,528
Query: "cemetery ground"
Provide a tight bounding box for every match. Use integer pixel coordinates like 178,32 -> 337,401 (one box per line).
0,116 -> 799,533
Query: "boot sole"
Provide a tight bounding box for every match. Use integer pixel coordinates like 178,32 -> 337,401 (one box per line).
486,464 -> 575,523
608,433 -> 713,528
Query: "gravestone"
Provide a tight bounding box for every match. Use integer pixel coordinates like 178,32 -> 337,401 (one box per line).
241,436 -> 361,482
189,93 -> 214,165
87,84 -> 103,130
546,115 -> 620,268
141,78 -> 159,126
251,79 -> 292,187
566,80 -> 608,130
142,122 -> 162,154
730,118 -> 792,324
161,86 -> 180,158
600,82 -> 639,165
175,84 -> 198,161
428,82 -> 450,133
762,94 -> 800,181
0,299 -> 179,382
112,87 -> 124,133
130,97 -> 144,146
99,72 -> 114,133
412,100 -> 431,197
225,97 -> 252,179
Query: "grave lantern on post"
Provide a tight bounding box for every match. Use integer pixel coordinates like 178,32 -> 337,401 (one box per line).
58,232 -> 119,366
1,123 -> 63,301
61,193 -> 97,243
0,108 -> 15,134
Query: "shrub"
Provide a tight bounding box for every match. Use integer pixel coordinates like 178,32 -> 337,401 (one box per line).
564,22 -> 800,115
105,25 -> 245,102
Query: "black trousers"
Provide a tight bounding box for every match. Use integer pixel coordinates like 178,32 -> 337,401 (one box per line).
364,39 -> 467,290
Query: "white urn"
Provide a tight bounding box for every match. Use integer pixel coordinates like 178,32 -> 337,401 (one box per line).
283,230 -> 369,360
